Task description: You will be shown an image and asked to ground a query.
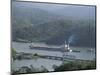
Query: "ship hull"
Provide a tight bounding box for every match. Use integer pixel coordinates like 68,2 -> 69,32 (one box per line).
29,45 -> 63,52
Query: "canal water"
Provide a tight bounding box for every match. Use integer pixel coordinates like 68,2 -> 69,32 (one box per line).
12,42 -> 96,71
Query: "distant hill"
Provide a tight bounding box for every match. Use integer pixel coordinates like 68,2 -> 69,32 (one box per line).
12,1 -> 96,47
46,6 -> 95,20
12,2 -> 61,28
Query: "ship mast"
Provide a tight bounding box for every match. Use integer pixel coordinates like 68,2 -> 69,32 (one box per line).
62,41 -> 68,63
62,40 -> 72,63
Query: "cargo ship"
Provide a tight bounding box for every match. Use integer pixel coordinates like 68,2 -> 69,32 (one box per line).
29,41 -> 72,52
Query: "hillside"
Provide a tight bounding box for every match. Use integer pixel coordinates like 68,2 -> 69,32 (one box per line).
12,1 -> 96,47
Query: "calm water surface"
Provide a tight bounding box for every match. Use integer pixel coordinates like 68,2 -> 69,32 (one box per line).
12,42 -> 96,71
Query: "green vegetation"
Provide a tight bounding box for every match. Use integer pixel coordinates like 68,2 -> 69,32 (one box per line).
32,53 -> 39,59
12,65 -> 48,75
12,49 -> 40,60
12,48 -> 18,60
12,60 -> 96,75
33,53 -> 38,56
53,60 -> 96,71
12,18 -> 95,47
